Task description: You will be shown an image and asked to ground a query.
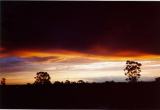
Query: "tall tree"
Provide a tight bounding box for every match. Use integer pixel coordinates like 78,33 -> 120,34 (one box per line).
124,60 -> 142,82
34,72 -> 51,85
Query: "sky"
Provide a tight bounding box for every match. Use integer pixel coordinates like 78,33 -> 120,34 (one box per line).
1,2 -> 160,84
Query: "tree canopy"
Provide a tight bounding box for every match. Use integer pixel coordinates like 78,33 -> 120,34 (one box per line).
34,72 -> 51,85
124,60 -> 142,82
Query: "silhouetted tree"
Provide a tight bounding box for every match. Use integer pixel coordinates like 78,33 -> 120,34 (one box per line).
124,60 -> 142,82
1,78 -> 6,85
155,77 -> 160,82
65,80 -> 70,84
34,72 -> 51,85
77,80 -> 85,84
27,83 -> 31,85
54,81 -> 61,85
71,81 -> 77,84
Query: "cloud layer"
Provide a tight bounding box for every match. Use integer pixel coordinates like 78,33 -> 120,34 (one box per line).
2,2 -> 160,55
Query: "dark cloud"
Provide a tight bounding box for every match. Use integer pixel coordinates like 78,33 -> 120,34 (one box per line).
0,56 -> 60,73
0,56 -> 59,63
1,2 -> 160,55
26,56 -> 60,62
0,57 -> 31,73
0,57 -> 26,64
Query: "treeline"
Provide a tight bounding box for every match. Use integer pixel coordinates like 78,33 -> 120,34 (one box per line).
1,60 -> 160,85
25,79 -> 160,86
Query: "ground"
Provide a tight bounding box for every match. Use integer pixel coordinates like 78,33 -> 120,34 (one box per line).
1,82 -> 160,109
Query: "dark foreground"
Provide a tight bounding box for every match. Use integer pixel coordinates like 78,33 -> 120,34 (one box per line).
1,82 -> 160,109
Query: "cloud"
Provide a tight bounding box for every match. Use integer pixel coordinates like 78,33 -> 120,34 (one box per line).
2,2 -> 160,55
11,49 -> 160,61
25,56 -> 61,63
0,56 -> 61,73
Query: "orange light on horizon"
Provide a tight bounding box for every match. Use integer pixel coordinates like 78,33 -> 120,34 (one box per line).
9,49 -> 160,61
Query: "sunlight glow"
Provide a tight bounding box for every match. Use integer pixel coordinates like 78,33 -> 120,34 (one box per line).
1,49 -> 160,84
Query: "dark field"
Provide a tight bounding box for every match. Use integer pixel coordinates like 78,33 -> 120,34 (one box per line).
1,82 -> 160,109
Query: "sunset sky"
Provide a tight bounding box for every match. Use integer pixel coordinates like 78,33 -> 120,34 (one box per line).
1,2 -> 160,84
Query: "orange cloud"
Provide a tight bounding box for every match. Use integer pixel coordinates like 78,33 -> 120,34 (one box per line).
7,49 -> 160,62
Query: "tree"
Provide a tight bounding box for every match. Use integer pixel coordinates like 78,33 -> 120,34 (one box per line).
155,77 -> 160,82
1,78 -> 6,85
77,80 -> 85,84
34,72 -> 51,85
65,80 -> 70,84
124,60 -> 142,82
27,83 -> 31,85
54,81 -> 61,85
